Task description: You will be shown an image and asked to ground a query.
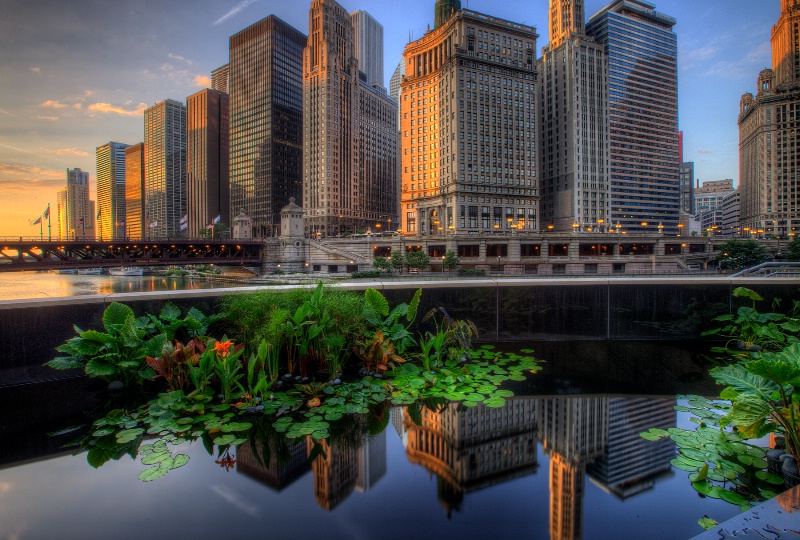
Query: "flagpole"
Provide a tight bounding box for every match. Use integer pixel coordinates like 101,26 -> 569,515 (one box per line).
39,214 -> 43,241
47,203 -> 51,241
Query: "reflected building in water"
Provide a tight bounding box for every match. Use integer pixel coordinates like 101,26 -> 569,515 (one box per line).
236,438 -> 310,491
402,399 -> 539,516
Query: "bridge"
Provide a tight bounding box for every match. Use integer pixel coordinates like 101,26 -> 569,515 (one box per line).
0,238 -> 264,272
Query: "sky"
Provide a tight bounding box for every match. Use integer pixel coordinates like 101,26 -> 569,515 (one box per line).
0,0 -> 781,237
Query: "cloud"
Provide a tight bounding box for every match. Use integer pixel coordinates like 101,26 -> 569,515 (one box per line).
194,74 -> 211,87
40,100 -> 68,109
704,42 -> 771,79
168,53 -> 193,65
30,67 -> 41,74
87,102 -> 147,117
0,108 -> 24,119
214,0 -> 260,26
697,149 -> 712,155
73,103 -> 82,110
83,90 -> 94,97
37,116 -> 59,121
47,148 -> 88,157
160,63 -> 174,72
0,163 -> 64,192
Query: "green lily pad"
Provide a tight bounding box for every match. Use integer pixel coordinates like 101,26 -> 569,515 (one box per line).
671,458 -> 701,472
138,466 -> 168,482
141,452 -> 171,465
755,471 -> 784,485
719,490 -> 748,506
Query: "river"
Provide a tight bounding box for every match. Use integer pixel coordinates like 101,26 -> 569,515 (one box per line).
0,271 -> 253,301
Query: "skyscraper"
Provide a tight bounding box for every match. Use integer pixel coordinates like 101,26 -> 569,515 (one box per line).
739,0 -> 800,238
679,161 -> 695,215
96,142 -> 129,240
211,64 -> 230,94
144,99 -> 186,239
304,0 -> 398,237
539,0 -> 609,232
586,0 -> 679,234
187,88 -> 230,237
229,16 -> 306,238
56,168 -> 94,240
351,10 -> 384,88
125,143 -> 145,239
400,3 -> 538,236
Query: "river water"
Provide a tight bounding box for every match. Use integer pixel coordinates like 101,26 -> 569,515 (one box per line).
0,271 -> 252,301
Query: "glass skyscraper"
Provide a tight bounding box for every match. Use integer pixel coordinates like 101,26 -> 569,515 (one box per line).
144,99 -> 186,239
96,141 -> 129,240
229,16 -> 306,238
586,0 -> 679,234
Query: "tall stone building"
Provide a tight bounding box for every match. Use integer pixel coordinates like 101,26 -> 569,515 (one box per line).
229,16 -> 306,238
400,3 -> 539,236
586,0 -> 679,234
739,0 -> 800,238
187,88 -> 230,236
96,141 -> 129,240
303,0 -> 398,237
56,168 -> 94,240
679,161 -> 695,215
538,0 -> 609,232
144,99 -> 186,239
124,143 -> 144,239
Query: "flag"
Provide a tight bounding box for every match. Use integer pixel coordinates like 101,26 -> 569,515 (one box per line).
180,214 -> 188,224
43,206 -> 50,219
79,217 -> 84,223
180,221 -> 188,231
213,215 -> 221,224
97,208 -> 102,219
206,224 -> 214,230
29,216 -> 41,226
149,221 -> 158,229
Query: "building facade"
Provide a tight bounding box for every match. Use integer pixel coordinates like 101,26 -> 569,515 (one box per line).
211,64 -> 230,93
187,88 -> 230,236
351,10 -> 384,88
304,0 -> 398,237
739,0 -> 800,238
96,142 -> 129,240
679,161 -> 694,215
720,189 -> 742,237
124,143 -> 145,239
56,168 -> 94,240
539,0 -> 609,233
230,16 -> 306,238
144,99 -> 187,239
586,0 -> 679,235
400,5 -> 539,236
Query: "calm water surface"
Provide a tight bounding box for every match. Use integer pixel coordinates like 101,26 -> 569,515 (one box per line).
0,342 -> 746,540
0,271 -> 251,300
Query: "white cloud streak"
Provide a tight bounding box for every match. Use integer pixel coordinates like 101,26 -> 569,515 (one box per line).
213,0 -> 260,26
87,102 -> 147,117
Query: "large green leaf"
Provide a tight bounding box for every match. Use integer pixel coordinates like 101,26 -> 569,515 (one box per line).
145,334 -> 169,358
406,288 -> 423,323
120,315 -> 145,348
710,364 -> 778,398
733,287 -> 763,302
159,302 -> 181,321
103,302 -> 135,333
728,395 -> 771,435
46,356 -> 84,370
79,329 -> 116,345
85,358 -> 117,378
744,359 -> 800,387
364,288 -> 389,317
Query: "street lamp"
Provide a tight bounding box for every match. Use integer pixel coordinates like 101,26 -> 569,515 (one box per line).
677,223 -> 683,236
573,221 -> 580,234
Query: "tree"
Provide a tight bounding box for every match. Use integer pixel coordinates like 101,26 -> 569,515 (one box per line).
389,252 -> 405,273
715,239 -> 769,270
442,250 -> 459,274
373,256 -> 391,273
786,236 -> 800,261
406,250 -> 430,272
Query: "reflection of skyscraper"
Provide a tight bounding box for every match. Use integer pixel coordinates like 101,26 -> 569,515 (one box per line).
540,397 -> 608,540
307,437 -> 359,511
356,431 -> 387,492
236,438 -> 310,490
229,16 -> 306,238
403,399 -> 538,516
587,397 -> 675,498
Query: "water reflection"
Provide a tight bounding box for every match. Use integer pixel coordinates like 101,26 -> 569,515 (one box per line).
228,395 -> 676,540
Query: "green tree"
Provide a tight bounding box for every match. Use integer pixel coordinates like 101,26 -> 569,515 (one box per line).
390,253 -> 406,273
406,250 -> 430,272
786,236 -> 800,261
716,239 -> 769,270
442,250 -> 459,274
373,256 -> 391,273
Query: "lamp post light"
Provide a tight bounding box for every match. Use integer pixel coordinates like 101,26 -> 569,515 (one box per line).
573,221 -> 580,234
677,223 -> 683,236
657,222 -> 664,235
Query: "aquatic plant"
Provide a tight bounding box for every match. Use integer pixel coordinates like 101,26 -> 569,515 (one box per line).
362,287 -> 421,355
145,338 -> 205,392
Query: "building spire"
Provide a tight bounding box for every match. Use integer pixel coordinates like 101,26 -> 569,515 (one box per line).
548,0 -> 585,47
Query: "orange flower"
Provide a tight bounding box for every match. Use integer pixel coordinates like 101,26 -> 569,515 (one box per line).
213,340 -> 234,357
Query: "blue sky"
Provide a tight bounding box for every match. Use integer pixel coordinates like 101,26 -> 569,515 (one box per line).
0,0 -> 780,236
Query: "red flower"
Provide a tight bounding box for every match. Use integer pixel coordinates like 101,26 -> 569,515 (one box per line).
213,340 -> 234,358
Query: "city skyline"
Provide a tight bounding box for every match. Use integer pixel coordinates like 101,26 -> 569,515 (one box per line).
0,0 -> 781,236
